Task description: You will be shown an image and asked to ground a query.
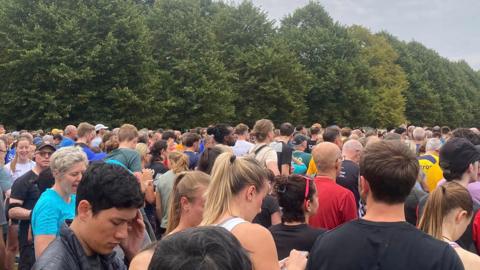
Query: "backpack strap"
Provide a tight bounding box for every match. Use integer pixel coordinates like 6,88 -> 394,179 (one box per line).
254,144 -> 268,157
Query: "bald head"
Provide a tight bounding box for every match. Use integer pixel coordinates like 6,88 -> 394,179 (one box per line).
342,139 -> 363,164
312,142 -> 342,175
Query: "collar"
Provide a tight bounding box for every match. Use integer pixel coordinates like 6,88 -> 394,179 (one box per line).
314,175 -> 336,182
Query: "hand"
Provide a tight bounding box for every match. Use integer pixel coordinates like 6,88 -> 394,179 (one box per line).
284,249 -> 308,270
120,210 -> 145,261
139,169 -> 154,193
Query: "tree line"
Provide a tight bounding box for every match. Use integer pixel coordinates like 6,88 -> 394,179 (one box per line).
0,0 -> 479,130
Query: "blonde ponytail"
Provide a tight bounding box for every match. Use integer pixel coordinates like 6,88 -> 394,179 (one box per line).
201,152 -> 268,225
168,152 -> 189,174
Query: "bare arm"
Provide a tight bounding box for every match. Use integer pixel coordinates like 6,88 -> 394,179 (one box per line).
266,161 -> 280,176
8,198 -> 30,220
280,164 -> 290,176
34,235 -> 56,259
155,191 -> 163,222
271,211 -> 281,226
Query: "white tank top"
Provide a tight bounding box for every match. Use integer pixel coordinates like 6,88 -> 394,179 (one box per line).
217,217 -> 247,232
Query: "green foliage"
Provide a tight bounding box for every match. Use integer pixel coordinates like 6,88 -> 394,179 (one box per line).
0,0 -> 478,129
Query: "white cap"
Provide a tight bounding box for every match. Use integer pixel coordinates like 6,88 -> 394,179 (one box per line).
95,124 -> 109,132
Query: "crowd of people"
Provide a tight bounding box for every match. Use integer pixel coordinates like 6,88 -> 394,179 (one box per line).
0,121 -> 479,269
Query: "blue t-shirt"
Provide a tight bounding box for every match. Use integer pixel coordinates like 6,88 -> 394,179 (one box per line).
32,189 -> 76,236
59,137 -> 75,148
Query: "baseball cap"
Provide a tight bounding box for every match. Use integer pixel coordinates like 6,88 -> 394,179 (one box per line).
51,128 -> 62,135
36,142 -> 56,152
292,134 -> 308,146
95,124 -> 109,132
439,137 -> 480,179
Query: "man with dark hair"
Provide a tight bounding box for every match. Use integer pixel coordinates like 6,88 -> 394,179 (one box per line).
270,122 -> 294,176
307,141 -> 463,270
322,127 -> 343,149
162,130 -> 177,152
33,163 -> 145,269
75,122 -> 106,162
306,125 -> 321,154
147,226 -> 252,270
182,132 -> 201,169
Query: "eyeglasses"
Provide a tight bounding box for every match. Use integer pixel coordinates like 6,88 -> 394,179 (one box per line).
37,151 -> 54,158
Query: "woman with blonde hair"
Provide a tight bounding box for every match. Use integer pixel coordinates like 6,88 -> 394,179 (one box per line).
419,182 -> 480,269
166,171 -> 210,235
155,151 -> 189,237
201,152 -> 281,269
4,135 -> 35,182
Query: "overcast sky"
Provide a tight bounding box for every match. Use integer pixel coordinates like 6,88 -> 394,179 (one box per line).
231,0 -> 480,70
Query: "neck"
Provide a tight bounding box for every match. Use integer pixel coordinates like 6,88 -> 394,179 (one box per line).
220,199 -> 252,222
119,142 -> 133,149
17,158 -> 29,164
185,147 -> 195,152
32,165 -> 45,175
363,197 -> 406,222
70,220 -> 94,256
237,136 -> 247,141
76,138 -> 88,144
276,136 -> 290,143
441,222 -> 456,242
315,171 -> 337,181
52,183 -> 71,202
454,176 -> 470,188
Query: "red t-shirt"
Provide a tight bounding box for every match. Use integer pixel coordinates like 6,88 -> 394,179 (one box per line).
309,176 -> 358,230
474,210 -> 480,253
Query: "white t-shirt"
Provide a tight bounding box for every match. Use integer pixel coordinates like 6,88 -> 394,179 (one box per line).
4,160 -> 36,182
233,140 -> 254,157
248,143 -> 277,168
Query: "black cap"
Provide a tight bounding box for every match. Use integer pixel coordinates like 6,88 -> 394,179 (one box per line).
36,142 -> 56,152
440,137 -> 480,178
292,134 -> 308,146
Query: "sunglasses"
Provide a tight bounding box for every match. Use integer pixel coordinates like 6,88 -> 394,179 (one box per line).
300,175 -> 312,203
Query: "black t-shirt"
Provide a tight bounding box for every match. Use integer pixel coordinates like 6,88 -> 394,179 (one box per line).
270,223 -> 325,260
336,160 -> 360,208
10,170 -> 40,246
271,141 -> 292,173
149,162 -> 168,179
404,188 -> 427,226
307,219 -> 463,270
252,195 -> 279,228
306,139 -> 317,154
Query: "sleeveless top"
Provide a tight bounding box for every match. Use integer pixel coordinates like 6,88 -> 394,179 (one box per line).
217,217 -> 247,232
445,239 -> 461,249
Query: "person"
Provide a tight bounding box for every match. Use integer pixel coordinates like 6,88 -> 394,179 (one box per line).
0,139 -> 11,269
196,146 -> 228,175
252,171 -> 281,228
31,146 -> 88,258
336,139 -> 363,208
75,122 -> 106,162
232,123 -> 254,157
149,140 -> 168,179
4,134 -> 35,182
419,182 -> 480,270
270,122 -> 294,176
32,163 -> 145,269
104,124 -> 142,179
306,124 -> 321,154
155,152 -> 189,237
308,142 -> 357,229
206,124 -> 236,147
182,133 -> 201,170
408,127 -> 426,156
248,119 -> 280,176
137,226 -> 251,270
307,140 -> 463,270
269,175 -> 324,260
165,171 -> 210,235
292,134 -> 311,169
58,125 -> 77,148
418,138 -> 444,192
200,152 -> 280,269
306,127 -> 343,176
91,124 -> 108,148
9,142 -> 55,269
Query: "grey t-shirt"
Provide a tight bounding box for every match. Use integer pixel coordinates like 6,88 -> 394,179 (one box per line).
105,148 -> 142,173
155,170 -> 176,228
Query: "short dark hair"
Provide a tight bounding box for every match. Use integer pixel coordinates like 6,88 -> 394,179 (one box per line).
207,124 -> 232,144
279,123 -> 294,136
322,127 -> 340,143
295,125 -> 305,132
148,226 -> 252,270
310,126 -> 320,135
162,130 -> 176,141
441,126 -> 450,135
451,128 -> 480,145
151,140 -> 168,162
182,132 -> 201,147
274,175 -> 316,223
197,147 -> 225,175
76,163 -> 144,215
360,141 -> 419,204
53,134 -> 63,141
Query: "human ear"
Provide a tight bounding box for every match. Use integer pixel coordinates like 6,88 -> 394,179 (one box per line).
359,176 -> 369,200
77,200 -> 92,220
180,196 -> 190,211
455,210 -> 470,224
246,185 -> 256,201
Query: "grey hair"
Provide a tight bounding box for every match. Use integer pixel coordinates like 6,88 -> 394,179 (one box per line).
425,138 -> 442,152
412,127 -> 426,141
50,146 -> 88,174
342,139 -> 363,155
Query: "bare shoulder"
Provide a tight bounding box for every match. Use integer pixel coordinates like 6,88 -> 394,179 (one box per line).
232,222 -> 275,247
129,249 -> 154,270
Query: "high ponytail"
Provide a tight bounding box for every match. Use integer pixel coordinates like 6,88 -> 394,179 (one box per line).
201,152 -> 268,225
418,182 -> 473,240
166,171 -> 211,234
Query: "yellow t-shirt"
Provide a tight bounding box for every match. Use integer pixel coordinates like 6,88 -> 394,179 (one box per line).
418,154 -> 443,192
